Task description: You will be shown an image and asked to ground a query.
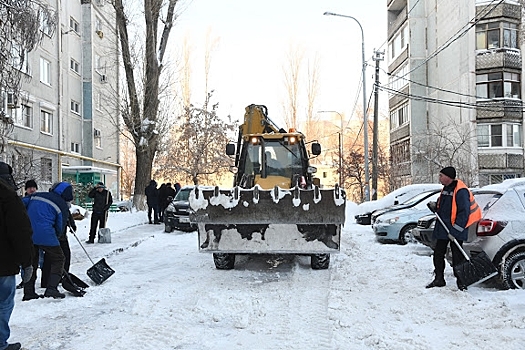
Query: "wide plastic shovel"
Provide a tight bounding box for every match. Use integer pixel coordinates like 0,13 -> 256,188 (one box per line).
70,229 -> 115,285
432,210 -> 497,287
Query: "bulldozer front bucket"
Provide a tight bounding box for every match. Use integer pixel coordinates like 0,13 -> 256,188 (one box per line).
189,185 -> 346,254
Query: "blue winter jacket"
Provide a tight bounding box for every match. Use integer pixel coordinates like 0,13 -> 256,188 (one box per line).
432,180 -> 471,241
22,190 -> 70,247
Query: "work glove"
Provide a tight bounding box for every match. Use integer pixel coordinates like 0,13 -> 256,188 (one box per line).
22,265 -> 34,283
427,201 -> 437,213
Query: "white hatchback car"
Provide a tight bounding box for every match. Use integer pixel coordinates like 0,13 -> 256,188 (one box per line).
464,182 -> 525,289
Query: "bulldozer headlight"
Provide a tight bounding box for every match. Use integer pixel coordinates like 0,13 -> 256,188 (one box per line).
250,137 -> 258,144
289,136 -> 296,144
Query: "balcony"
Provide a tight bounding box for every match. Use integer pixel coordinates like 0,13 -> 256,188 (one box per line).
478,152 -> 524,169
476,49 -> 521,70
476,99 -> 523,121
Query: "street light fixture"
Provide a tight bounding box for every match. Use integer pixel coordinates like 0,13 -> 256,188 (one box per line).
323,11 -> 370,201
318,110 -> 344,187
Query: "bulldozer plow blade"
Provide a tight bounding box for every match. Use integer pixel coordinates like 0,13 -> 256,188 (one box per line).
189,185 -> 346,225
189,185 -> 346,254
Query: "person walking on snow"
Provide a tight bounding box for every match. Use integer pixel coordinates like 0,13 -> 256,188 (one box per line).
426,166 -> 481,291
0,162 -> 34,350
86,182 -> 113,243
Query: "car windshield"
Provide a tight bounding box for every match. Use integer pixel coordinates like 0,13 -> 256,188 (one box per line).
175,189 -> 192,201
402,190 -> 437,206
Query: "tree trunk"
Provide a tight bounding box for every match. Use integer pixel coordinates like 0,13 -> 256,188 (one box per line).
133,149 -> 155,211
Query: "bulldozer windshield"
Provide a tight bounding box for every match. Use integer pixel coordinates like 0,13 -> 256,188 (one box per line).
243,139 -> 303,179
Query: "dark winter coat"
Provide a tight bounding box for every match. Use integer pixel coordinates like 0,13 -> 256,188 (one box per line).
0,178 -> 34,276
432,180 -> 471,241
145,181 -> 159,206
88,187 -> 113,213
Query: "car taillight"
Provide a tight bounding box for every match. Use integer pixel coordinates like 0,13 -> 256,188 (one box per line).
477,219 -> 506,236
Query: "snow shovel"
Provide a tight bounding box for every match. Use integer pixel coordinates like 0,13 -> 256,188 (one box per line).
432,210 -> 498,287
70,229 -> 115,285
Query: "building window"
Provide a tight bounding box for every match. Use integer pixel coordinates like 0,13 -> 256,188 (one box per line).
11,42 -> 30,74
40,110 -> 53,134
391,139 -> 411,165
476,72 -> 520,99
389,24 -> 408,62
40,57 -> 51,85
40,13 -> 53,36
95,16 -> 103,32
390,103 -> 409,130
476,21 -> 519,50
69,17 -> 80,33
13,105 -> 33,128
70,59 -> 80,74
94,128 -> 102,148
478,123 -> 521,147
40,157 -> 52,182
71,142 -> 80,153
389,62 -> 410,93
70,100 -> 80,114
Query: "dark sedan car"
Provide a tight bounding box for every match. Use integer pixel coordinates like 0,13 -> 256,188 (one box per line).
164,185 -> 197,233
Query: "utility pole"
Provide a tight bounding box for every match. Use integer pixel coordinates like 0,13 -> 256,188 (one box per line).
372,50 -> 384,200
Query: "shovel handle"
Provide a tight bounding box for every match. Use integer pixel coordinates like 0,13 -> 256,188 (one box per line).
69,228 -> 96,265
433,212 -> 471,261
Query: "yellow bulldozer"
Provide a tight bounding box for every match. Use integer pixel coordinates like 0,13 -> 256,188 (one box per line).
189,104 -> 346,269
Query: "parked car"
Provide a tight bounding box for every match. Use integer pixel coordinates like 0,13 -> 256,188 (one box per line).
372,191 -> 440,244
164,185 -> 197,233
370,189 -> 442,225
354,183 -> 442,225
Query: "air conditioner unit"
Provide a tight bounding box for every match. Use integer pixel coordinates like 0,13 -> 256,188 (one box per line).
7,92 -> 20,108
94,129 -> 101,137
100,74 -> 108,83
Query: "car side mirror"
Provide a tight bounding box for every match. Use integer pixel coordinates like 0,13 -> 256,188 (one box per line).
311,142 -> 321,155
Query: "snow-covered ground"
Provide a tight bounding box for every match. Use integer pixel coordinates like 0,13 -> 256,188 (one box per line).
9,204 -> 525,350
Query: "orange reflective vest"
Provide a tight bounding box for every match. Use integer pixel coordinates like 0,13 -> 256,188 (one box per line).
450,179 -> 481,229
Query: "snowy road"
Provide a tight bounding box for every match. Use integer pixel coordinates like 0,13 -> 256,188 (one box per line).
9,210 -> 525,349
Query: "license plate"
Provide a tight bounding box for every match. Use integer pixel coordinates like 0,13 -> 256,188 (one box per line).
179,217 -> 190,223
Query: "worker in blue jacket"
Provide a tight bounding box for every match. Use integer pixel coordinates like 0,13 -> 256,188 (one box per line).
22,181 -> 73,300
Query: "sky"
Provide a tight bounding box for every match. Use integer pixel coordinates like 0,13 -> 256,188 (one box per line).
172,0 -> 389,128
8,203 -> 525,350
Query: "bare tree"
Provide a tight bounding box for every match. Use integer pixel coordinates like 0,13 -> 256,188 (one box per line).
155,93 -> 237,185
304,54 -> 321,141
282,44 -> 304,130
113,0 -> 179,208
411,116 -> 478,186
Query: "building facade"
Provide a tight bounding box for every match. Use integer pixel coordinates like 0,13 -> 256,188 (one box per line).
1,0 -> 120,200
387,0 -> 524,187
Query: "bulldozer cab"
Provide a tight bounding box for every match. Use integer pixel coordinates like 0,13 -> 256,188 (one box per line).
236,136 -> 307,189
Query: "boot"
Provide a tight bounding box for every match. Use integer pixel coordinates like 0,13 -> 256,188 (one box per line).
85,239 -> 94,244
44,274 -> 65,299
456,280 -> 468,291
426,272 -> 446,288
5,343 -> 22,350
23,284 -> 43,301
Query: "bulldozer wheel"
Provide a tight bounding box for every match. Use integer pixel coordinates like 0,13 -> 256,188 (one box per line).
213,253 -> 235,270
311,254 -> 330,269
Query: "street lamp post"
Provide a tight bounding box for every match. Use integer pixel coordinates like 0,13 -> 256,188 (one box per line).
318,110 -> 344,187
323,11 -> 370,201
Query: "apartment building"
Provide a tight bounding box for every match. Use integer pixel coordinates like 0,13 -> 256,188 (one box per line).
386,0 -> 523,187
1,0 -> 120,199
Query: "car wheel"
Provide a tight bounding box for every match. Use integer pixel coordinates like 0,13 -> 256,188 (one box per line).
501,251 -> 525,289
213,253 -> 235,270
311,254 -> 330,269
164,224 -> 172,233
399,224 -> 417,245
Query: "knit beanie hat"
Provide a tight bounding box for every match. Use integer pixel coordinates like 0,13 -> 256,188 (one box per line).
440,166 -> 456,179
25,179 -> 38,190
